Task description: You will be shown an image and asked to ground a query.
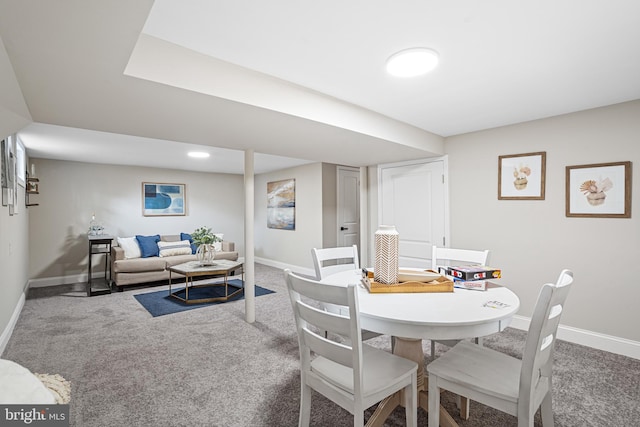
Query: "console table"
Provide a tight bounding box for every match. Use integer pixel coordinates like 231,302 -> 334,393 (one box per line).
87,235 -> 114,296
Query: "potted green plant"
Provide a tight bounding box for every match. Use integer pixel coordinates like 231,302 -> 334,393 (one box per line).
191,226 -> 221,265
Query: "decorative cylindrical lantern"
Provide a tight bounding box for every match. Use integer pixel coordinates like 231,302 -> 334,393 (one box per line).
374,225 -> 399,284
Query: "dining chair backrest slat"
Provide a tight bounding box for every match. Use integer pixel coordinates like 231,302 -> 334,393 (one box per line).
312,245 -> 360,280
431,246 -> 490,271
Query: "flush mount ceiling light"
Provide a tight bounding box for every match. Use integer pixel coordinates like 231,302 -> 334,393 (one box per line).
385,48 -> 439,77
188,151 -> 210,158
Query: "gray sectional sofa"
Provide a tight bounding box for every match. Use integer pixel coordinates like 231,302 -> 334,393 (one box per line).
111,234 -> 238,290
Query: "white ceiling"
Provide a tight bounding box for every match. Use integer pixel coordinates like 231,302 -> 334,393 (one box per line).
2,0 -> 640,174
143,0 -> 640,137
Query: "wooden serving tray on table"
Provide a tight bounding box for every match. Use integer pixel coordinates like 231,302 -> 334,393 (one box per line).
362,269 -> 454,293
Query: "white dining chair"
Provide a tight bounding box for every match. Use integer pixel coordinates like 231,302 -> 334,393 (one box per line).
311,246 -> 381,341
312,245 -> 360,280
427,269 -> 574,427
430,245 -> 491,356
284,269 -> 418,427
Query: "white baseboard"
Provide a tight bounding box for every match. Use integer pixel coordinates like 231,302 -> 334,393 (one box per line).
28,273 -> 91,288
510,315 -> 640,360
254,257 -> 316,278
0,291 -> 25,356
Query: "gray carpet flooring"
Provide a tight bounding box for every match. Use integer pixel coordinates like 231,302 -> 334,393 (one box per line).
3,263 -> 639,426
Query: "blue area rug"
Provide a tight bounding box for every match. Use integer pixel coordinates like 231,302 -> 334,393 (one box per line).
133,280 -> 275,317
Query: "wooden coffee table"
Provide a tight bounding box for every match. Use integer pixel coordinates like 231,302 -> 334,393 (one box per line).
168,260 -> 244,304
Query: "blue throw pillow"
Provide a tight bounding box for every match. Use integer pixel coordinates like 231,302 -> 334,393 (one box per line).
136,234 -> 161,258
180,232 -> 197,254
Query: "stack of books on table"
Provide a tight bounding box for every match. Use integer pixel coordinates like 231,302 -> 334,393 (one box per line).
441,265 -> 501,291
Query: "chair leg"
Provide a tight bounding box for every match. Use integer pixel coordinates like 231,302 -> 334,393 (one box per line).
540,391 -> 553,426
403,372 -> 418,427
458,396 -> 470,419
428,373 -> 440,427
299,382 -> 311,427
354,408 -> 364,426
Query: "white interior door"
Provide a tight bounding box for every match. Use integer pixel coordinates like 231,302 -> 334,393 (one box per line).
337,166 -> 360,255
379,159 -> 446,268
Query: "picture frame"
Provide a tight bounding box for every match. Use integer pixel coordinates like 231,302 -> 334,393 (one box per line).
142,182 -> 186,216
1,137 -> 17,211
267,178 -> 295,230
566,161 -> 631,218
498,152 -> 546,200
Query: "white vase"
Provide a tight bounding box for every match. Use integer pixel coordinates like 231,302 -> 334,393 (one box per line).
374,225 -> 399,284
196,244 -> 216,266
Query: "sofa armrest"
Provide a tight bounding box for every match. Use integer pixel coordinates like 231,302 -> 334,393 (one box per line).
112,246 -> 125,261
222,241 -> 235,251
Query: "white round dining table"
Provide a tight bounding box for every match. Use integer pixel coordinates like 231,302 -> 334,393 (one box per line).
321,269 -> 520,342
321,268 -> 520,427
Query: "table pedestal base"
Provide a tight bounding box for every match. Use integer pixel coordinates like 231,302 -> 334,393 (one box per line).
365,337 -> 459,427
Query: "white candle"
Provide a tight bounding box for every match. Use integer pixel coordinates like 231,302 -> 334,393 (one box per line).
31,163 -> 35,176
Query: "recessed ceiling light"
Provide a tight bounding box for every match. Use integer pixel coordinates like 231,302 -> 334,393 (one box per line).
188,151 -> 210,158
386,48 -> 439,77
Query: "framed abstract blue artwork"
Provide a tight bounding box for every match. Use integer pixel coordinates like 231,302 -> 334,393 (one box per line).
142,182 -> 186,216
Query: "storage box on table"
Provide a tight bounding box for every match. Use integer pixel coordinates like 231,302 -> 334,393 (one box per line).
446,266 -> 501,281
361,271 -> 454,293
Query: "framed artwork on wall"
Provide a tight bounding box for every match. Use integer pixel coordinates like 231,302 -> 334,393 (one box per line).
566,161 -> 631,218
498,151 -> 546,200
142,182 -> 186,216
267,178 -> 295,230
1,137 -> 17,212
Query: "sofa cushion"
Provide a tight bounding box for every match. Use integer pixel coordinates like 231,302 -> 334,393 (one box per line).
213,234 -> 224,251
113,257 -> 167,273
117,237 -> 141,259
213,251 -> 238,261
180,232 -> 197,254
136,235 -> 161,258
158,240 -> 192,257
164,254 -> 198,268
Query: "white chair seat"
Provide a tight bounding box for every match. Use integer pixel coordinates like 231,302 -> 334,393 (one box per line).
311,344 -> 418,397
428,341 -> 522,405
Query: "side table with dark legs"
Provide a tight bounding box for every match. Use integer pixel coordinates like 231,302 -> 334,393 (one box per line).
87,235 -> 114,296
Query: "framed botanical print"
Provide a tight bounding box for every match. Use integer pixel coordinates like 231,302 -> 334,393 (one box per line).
498,152 -> 546,200
566,161 -> 631,218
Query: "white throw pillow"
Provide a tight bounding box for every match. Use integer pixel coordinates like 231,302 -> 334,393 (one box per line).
213,234 -> 224,251
158,240 -> 193,257
117,237 -> 141,259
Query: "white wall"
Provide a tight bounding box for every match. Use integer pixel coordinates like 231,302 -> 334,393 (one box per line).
0,35 -> 32,352
254,162 -> 324,272
0,182 -> 30,354
0,35 -> 31,138
28,159 -> 244,283
446,100 -> 640,343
